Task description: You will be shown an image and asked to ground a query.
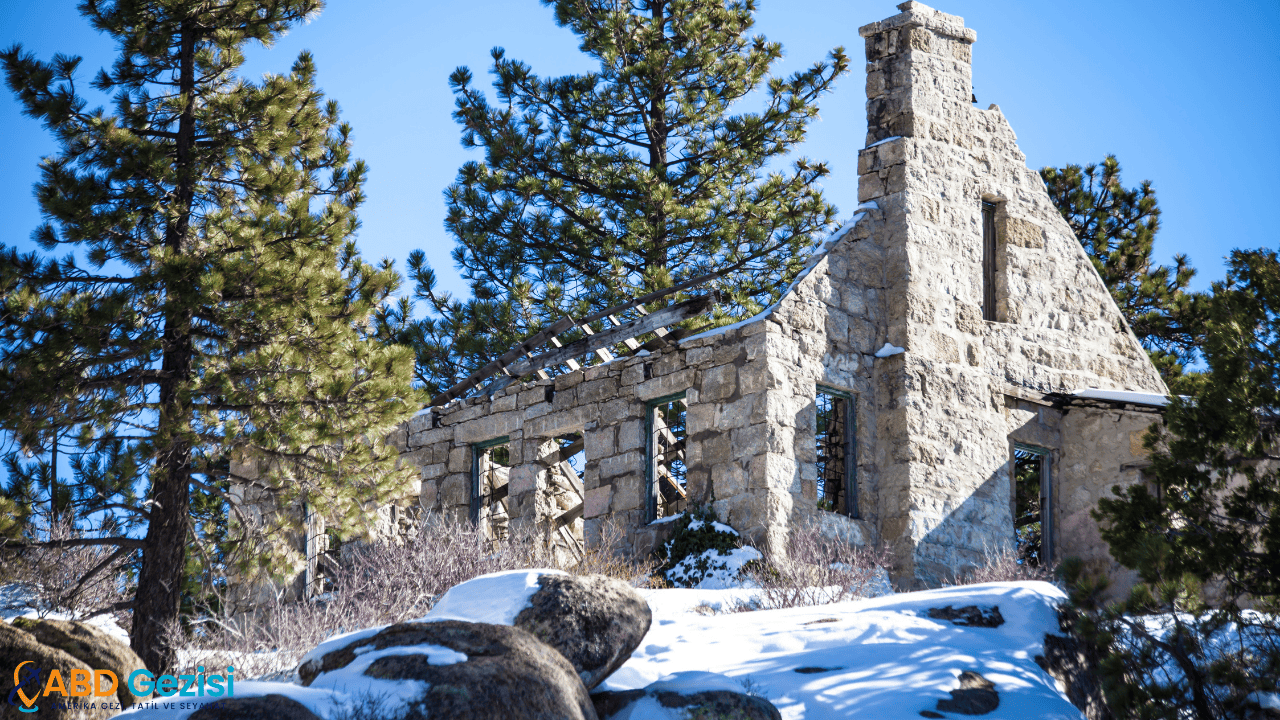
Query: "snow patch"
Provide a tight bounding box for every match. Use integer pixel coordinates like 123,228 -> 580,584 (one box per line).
874,342 -> 905,358
667,546 -> 763,590
867,135 -> 903,148
649,512 -> 687,526
1071,387 -> 1173,407
415,568 -> 567,625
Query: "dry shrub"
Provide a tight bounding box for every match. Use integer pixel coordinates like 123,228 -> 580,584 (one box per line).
949,543 -> 1060,586
0,519 -> 132,626
576,519 -> 662,588
736,521 -> 894,611
177,514 -> 657,678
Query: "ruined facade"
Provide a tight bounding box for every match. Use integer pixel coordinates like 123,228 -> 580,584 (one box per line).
371,2 -> 1172,590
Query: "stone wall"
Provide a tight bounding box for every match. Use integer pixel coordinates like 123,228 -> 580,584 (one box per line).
854,1 -> 1167,586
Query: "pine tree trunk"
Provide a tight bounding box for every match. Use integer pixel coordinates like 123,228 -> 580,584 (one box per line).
131,20 -> 197,675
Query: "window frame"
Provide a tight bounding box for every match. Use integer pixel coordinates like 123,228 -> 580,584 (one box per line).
471,435 -> 511,526
645,392 -> 688,522
815,385 -> 859,518
981,200 -> 999,322
1012,442 -> 1052,564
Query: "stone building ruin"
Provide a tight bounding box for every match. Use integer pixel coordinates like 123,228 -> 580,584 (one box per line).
272,2 -> 1177,593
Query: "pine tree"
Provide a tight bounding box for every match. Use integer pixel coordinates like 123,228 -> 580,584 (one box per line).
0,0 -> 418,673
1063,248 -> 1279,720
1041,156 -> 1205,390
394,0 -> 848,394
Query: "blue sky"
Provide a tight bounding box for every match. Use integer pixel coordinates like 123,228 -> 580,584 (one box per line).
2,0 -> 1277,300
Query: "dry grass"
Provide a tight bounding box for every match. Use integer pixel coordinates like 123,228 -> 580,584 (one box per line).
0,519 -> 132,627
735,521 -> 895,612
173,515 -> 657,678
947,543 -> 1060,586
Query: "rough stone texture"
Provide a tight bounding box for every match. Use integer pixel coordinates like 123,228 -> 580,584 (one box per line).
11,617 -> 147,708
299,620 -> 597,720
187,695 -> 322,720
237,1 -> 1173,598
513,574 -> 652,690
935,670 -> 999,715
0,622 -> 112,720
591,688 -> 782,720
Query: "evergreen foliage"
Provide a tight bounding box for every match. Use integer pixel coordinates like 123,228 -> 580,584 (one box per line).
1041,156 -> 1205,390
1063,249 -> 1279,720
0,0 -> 419,673
389,0 -> 849,395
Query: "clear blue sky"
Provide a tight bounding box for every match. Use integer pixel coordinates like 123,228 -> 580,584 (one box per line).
2,0 -> 1277,299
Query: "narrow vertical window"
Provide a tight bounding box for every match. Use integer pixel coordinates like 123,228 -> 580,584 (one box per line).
544,434 -> 585,564
816,387 -> 858,517
1013,444 -> 1051,565
472,437 -> 511,546
981,201 -> 998,321
647,394 -> 688,521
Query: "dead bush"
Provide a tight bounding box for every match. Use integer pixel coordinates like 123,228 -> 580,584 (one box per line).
175,514 -> 658,678
949,543 -> 1060,586
0,519 -> 133,627
736,521 -> 894,611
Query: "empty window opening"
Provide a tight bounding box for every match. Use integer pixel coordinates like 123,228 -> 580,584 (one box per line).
543,434 -> 585,565
472,437 -> 511,546
981,201 -> 998,322
1013,444 -> 1051,566
816,387 -> 858,517
647,394 -> 688,521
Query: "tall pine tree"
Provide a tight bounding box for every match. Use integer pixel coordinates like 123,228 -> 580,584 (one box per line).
393,0 -> 848,394
1041,156 -> 1205,390
0,0 -> 418,672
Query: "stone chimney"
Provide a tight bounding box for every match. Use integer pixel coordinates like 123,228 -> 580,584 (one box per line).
859,1 -> 977,147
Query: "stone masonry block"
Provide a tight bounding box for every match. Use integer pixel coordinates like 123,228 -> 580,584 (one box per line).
508,464 -> 537,496
700,364 -> 738,403
636,368 -> 697,401
598,451 -> 642,480
447,446 -> 470,473
1002,217 -> 1044,248
585,485 -> 612,519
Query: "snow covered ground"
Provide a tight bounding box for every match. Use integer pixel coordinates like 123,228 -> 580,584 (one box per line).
111,575 -> 1082,719
601,581 -> 1082,719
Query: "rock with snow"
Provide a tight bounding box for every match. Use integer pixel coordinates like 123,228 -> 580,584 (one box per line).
12,616 -> 148,708
416,568 -> 568,626
925,604 -> 1004,628
934,670 -> 999,715
299,619 -> 597,720
592,671 -> 781,720
187,694 -> 321,720
513,573 -> 652,690
1,621 -> 113,719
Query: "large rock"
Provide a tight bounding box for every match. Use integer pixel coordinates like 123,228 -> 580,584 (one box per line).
300,619 -> 597,720
514,574 -> 652,690
0,622 -> 113,720
591,688 -> 782,720
188,694 -> 322,720
11,617 -> 147,708
935,670 -> 999,715
592,672 -> 781,720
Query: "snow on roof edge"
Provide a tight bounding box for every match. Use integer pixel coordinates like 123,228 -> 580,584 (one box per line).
1070,388 -> 1174,407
